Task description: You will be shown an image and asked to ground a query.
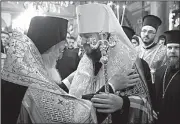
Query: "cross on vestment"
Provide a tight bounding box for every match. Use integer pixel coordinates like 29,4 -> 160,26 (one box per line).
57,99 -> 63,105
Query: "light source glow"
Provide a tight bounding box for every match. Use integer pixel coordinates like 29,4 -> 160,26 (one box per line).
116,5 -> 119,9
12,6 -> 45,32
123,5 -> 126,9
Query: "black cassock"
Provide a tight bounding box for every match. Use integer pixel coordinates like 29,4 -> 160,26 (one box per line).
56,48 -> 80,80
1,80 -> 28,124
155,65 -> 180,124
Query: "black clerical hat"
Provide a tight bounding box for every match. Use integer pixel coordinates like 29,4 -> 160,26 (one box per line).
164,30 -> 180,44
27,16 -> 68,54
122,26 -> 135,40
143,15 -> 162,30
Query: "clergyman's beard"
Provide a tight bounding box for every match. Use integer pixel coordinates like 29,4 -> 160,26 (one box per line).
86,48 -> 102,63
42,53 -> 62,84
167,57 -> 179,70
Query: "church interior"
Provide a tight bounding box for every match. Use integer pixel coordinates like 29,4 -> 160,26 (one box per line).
1,1 -> 180,124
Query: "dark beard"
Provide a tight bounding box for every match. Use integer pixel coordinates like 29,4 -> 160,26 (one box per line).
167,57 -> 180,70
86,48 -> 102,63
86,48 -> 102,76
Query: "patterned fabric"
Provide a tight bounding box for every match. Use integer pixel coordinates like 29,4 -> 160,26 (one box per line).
68,3 -> 153,123
138,44 -> 167,70
69,35 -> 137,98
18,83 -> 97,123
1,30 -> 97,123
3,4 -> 154,123
69,34 -> 154,123
1,30 -> 51,87
124,60 -> 154,124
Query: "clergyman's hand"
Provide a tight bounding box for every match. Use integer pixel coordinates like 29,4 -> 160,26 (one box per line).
91,92 -> 123,113
109,69 -> 140,91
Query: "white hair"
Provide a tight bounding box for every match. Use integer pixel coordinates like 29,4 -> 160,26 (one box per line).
41,41 -> 65,84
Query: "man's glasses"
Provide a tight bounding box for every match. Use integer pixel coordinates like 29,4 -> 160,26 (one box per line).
141,29 -> 156,35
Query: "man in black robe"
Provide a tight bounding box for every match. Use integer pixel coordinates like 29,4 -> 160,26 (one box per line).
155,30 -> 180,124
137,15 -> 166,72
56,33 -> 80,80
